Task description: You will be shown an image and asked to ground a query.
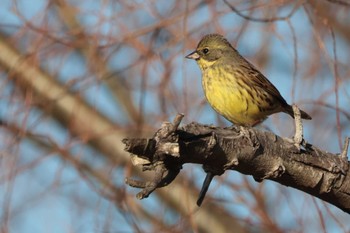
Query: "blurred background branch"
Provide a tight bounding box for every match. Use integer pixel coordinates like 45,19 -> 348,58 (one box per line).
0,0 -> 349,232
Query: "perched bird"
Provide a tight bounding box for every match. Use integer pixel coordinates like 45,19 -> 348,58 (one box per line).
186,34 -> 311,126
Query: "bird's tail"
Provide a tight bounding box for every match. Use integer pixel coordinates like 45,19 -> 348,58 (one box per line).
284,105 -> 312,120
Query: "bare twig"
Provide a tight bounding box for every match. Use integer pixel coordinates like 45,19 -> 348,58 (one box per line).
341,137 -> 349,159
223,0 -> 301,22
197,172 -> 214,206
292,104 -> 303,150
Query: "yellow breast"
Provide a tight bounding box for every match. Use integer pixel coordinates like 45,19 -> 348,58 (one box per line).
201,65 -> 265,126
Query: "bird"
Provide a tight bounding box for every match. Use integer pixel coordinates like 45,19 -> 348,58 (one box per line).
185,34 -> 311,126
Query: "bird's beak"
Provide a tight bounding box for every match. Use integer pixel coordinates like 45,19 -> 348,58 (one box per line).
185,51 -> 200,60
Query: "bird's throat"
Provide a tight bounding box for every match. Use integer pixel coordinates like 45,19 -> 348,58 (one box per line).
197,59 -> 217,71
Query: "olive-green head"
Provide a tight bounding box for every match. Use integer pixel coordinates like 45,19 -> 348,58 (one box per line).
185,34 -> 234,67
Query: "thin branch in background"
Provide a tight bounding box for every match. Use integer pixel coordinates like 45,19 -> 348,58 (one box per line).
223,0 -> 301,22
311,197 -> 327,233
326,0 -> 350,7
287,19 -> 298,103
308,100 -> 350,121
330,27 -> 342,149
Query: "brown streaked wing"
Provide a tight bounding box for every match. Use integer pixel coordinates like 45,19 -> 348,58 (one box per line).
241,63 -> 289,107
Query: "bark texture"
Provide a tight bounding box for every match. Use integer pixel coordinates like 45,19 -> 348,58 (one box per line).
124,115 -> 350,213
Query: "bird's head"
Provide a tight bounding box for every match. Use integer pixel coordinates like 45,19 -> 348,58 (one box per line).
186,34 -> 233,71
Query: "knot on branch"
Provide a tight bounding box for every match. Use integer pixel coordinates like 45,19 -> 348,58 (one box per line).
123,114 -> 184,199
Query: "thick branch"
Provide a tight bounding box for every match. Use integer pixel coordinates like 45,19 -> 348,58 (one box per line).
124,117 -> 350,213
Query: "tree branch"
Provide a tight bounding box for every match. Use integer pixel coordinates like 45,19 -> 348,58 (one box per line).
124,114 -> 350,213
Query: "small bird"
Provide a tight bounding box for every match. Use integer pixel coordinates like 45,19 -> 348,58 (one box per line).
186,34 -> 311,126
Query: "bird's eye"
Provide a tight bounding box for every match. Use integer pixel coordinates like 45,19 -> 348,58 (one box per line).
203,48 -> 209,54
